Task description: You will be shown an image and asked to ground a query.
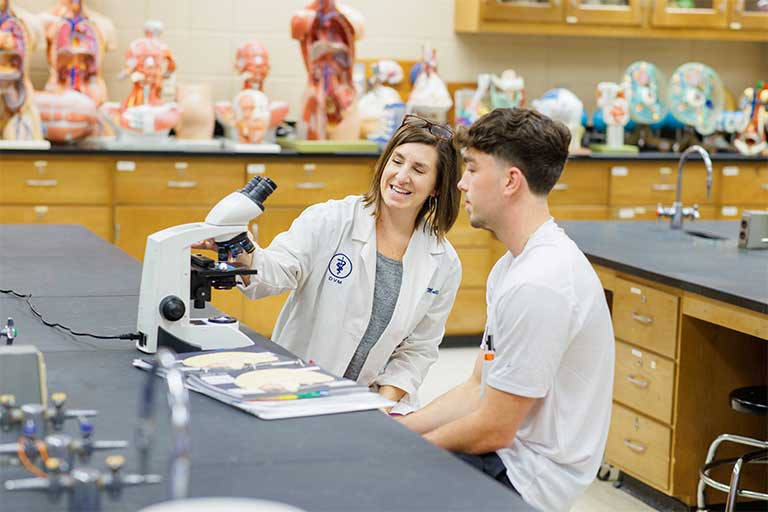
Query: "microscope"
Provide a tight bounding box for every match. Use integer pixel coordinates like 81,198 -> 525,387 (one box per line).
136,176 -> 277,354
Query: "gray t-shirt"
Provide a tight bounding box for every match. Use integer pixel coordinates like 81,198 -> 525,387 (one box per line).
343,252 -> 403,381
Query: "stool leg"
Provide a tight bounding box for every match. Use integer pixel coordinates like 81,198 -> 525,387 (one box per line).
725,456 -> 744,512
698,435 -> 728,511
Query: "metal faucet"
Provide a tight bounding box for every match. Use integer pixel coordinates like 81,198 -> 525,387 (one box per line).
657,145 -> 713,230
135,348 -> 191,500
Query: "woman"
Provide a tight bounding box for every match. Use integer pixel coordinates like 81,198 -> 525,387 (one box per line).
211,116 -> 462,412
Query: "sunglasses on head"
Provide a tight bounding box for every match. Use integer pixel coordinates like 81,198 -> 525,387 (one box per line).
400,114 -> 454,141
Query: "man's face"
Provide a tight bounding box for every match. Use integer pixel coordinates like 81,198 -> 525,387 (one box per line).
457,148 -> 506,231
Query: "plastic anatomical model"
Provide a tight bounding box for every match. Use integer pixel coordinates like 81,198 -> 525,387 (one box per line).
733,82 -> 767,156
291,0 -> 364,140
358,59 -> 404,139
532,88 -> 588,154
103,20 -> 181,137
215,89 -> 271,144
406,45 -> 452,123
216,39 -> 289,144
34,0 -> 115,142
596,82 -> 631,148
0,0 -> 44,141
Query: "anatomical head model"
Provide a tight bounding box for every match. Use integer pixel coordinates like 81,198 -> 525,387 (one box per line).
0,0 -> 44,141
236,39 -> 270,91
291,0 -> 364,140
216,40 -> 289,145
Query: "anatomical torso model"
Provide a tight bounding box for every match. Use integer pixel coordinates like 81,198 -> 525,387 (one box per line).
0,0 -> 44,141
291,0 -> 364,140
34,0 -> 115,142
106,20 -> 181,137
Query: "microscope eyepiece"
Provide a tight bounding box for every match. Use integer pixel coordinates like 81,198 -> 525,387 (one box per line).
239,176 -> 277,209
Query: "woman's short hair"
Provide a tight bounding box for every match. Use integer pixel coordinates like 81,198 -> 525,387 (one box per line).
363,122 -> 461,243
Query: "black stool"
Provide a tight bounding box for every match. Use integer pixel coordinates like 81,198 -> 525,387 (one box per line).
697,386 -> 768,512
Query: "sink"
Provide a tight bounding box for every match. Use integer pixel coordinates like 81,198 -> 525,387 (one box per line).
684,230 -> 728,241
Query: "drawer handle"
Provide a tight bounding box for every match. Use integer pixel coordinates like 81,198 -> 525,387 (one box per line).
174,162 -> 189,171
626,375 -> 649,389
167,180 -> 198,189
25,179 -> 58,187
623,439 -> 647,454
295,181 -> 325,190
553,183 -> 569,191
631,313 -> 654,325
651,184 -> 675,191
33,160 -> 48,169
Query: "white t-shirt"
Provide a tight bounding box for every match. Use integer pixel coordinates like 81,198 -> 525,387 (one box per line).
485,219 -> 614,512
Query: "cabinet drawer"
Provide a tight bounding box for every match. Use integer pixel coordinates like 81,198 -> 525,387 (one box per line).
614,340 -> 675,424
719,164 -> 768,206
446,288 -> 486,335
114,206 -> 209,260
0,205 -> 111,241
448,208 -> 492,247
551,206 -> 609,221
456,247 -> 493,288
609,162 -> 717,206
610,205 -> 716,221
613,277 -> 679,359
250,206 -> 303,247
0,158 -> 110,204
248,159 -> 373,206
549,163 -> 609,205
114,158 -> 244,205
607,402 -> 671,491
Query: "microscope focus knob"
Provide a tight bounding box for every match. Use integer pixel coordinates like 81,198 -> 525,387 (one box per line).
159,296 -> 185,322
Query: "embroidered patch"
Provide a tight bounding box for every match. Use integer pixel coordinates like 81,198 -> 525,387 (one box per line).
328,253 -> 353,280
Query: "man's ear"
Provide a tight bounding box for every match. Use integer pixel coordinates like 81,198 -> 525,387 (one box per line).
502,166 -> 525,196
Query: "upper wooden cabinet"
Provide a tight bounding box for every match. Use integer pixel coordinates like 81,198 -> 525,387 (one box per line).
728,0 -> 768,29
566,0 -> 644,26
484,0 -> 565,23
455,0 -> 768,40
651,0 -> 730,28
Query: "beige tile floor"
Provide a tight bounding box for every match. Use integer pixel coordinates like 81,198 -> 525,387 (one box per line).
419,346 -> 657,512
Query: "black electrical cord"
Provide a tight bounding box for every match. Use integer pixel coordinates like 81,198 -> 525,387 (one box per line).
0,288 -> 142,341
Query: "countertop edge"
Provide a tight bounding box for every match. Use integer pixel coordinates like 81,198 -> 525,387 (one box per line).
586,254 -> 768,315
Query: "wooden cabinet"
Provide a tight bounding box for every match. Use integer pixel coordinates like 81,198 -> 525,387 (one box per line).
607,402 -> 672,490
728,0 -> 768,30
246,158 -> 374,206
0,157 -> 111,205
114,158 -> 244,205
651,0 -> 729,29
599,265 -> 767,505
483,0 -> 564,23
565,0 -> 643,25
613,277 -> 679,358
455,0 -> 768,40
609,162 -> 718,206
0,205 -> 112,241
0,151 -> 762,340
719,163 -> 768,206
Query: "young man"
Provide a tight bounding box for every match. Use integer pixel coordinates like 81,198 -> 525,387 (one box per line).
399,108 -> 615,512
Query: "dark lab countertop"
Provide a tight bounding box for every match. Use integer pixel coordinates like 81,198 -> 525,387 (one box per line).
559,221 -> 768,314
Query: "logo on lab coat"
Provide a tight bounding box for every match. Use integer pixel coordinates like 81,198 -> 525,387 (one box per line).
328,253 -> 353,280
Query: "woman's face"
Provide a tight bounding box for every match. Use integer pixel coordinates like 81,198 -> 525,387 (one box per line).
379,142 -> 439,217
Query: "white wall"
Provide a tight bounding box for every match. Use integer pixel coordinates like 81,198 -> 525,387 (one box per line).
18,0 -> 767,120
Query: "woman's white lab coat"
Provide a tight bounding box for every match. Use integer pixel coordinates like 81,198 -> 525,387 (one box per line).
239,195 -> 461,410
